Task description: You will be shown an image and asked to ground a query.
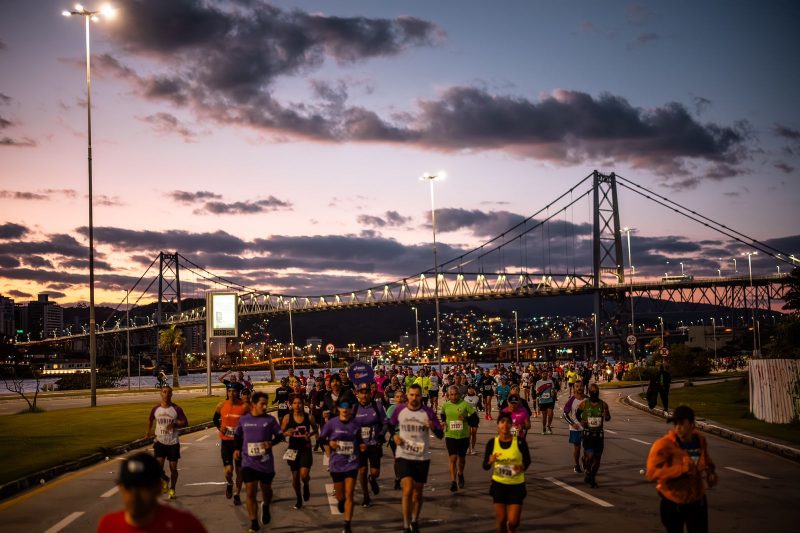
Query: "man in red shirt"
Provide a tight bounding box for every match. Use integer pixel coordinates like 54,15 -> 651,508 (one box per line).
97,452 -> 207,533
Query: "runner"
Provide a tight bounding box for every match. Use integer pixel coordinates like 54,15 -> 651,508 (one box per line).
428,369 -> 440,411
145,385 -> 188,500
319,399 -> 366,533
213,382 -> 248,505
440,385 -> 480,491
272,377 -> 292,422
500,394 -> 530,441
562,381 -> 586,473
646,405 -> 718,533
482,412 -> 531,533
234,391 -> 284,533
463,384 -> 481,454
353,382 -> 389,507
390,383 -> 444,533
480,369 -> 496,420
535,369 -> 557,434
576,383 -> 611,488
385,389 -> 408,490
281,395 -> 317,509
97,452 -> 207,533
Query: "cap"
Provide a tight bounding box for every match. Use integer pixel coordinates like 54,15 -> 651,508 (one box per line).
338,400 -> 352,409
507,394 -> 520,403
240,388 -> 252,395
357,383 -> 370,391
118,452 -> 161,488
496,411 -> 513,424
227,381 -> 244,391
666,405 -> 695,424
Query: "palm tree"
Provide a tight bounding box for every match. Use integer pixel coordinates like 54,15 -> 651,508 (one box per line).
159,325 -> 185,388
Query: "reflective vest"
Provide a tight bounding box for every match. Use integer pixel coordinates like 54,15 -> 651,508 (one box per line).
491,436 -> 525,485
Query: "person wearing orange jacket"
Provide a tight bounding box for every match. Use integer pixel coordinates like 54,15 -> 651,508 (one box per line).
646,405 -> 718,533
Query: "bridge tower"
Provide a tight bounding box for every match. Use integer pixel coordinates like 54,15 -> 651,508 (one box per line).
592,171 -> 625,360
156,252 -> 182,364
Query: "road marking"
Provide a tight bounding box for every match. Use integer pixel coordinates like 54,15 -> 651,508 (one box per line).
545,477 -> 614,507
196,435 -> 209,442
325,483 -> 341,515
43,511 -> 85,533
629,438 -> 651,445
100,486 -> 119,498
185,482 -> 229,486
604,429 -> 617,434
724,467 -> 769,480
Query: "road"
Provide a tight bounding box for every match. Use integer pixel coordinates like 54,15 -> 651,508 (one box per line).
1,388 -> 798,532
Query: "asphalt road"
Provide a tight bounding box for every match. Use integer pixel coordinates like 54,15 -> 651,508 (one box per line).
1,388 -> 798,533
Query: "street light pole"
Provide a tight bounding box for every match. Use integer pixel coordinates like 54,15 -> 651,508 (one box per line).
411,306 -> 420,358
659,316 -> 664,347
64,4 -> 116,406
288,298 -> 295,371
743,251 -> 759,356
512,310 -> 519,364
126,289 -> 130,391
711,317 -> 717,359
421,172 -> 445,374
623,227 -> 636,361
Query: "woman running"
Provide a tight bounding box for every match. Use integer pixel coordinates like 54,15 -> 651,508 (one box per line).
281,395 -> 317,509
483,412 -> 531,533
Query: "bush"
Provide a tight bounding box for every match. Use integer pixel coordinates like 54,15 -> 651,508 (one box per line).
55,366 -> 126,391
622,366 -> 659,382
666,345 -> 711,378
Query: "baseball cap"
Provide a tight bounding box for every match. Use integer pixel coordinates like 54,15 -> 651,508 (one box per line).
338,400 -> 352,409
118,452 -> 161,488
357,383 -> 370,391
666,405 -> 695,424
508,394 -> 520,403
496,412 -> 513,424
227,381 -> 244,391
240,388 -> 251,395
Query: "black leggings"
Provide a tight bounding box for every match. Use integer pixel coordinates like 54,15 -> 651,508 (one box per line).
660,495 -> 708,533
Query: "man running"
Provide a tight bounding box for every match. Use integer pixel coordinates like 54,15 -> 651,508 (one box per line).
440,385 -> 479,492
480,369 -> 496,420
213,382 -> 248,505
576,383 -> 611,488
145,385 -> 188,500
386,389 -> 407,490
562,381 -> 586,473
272,377 -> 292,422
535,369 -> 557,434
234,391 -> 284,533
353,382 -> 388,507
390,383 -> 444,533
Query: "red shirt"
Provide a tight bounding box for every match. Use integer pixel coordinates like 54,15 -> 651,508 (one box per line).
97,504 -> 207,533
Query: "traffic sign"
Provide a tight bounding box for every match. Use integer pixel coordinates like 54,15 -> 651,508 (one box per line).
626,335 -> 637,346
659,347 -> 670,356
325,343 -> 335,354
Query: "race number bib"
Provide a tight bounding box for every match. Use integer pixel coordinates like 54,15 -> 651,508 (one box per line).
279,403 -> 288,410
247,442 -> 267,457
336,441 -> 355,455
449,420 -> 464,432
389,398 -> 397,405
224,426 -> 235,438
361,427 -> 372,440
404,440 -> 424,456
282,448 -> 298,461
495,464 -> 515,478
510,426 -> 519,437
323,454 -> 330,466
587,417 -> 602,428
539,391 -> 551,401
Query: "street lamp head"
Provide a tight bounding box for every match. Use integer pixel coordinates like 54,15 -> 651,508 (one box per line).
420,171 -> 446,181
62,10 -> 72,16
75,3 -> 84,11
100,4 -> 116,18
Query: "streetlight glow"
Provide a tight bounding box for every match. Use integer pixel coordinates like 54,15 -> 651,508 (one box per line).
421,171 -> 445,373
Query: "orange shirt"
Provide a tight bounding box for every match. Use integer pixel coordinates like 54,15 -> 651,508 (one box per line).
219,400 -> 248,441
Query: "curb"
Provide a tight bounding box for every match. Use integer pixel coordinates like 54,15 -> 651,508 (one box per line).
622,394 -> 800,463
0,420 -> 215,502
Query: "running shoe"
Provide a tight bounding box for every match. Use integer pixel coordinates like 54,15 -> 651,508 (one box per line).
542,430 -> 547,435
362,495 -> 371,508
450,481 -> 458,492
225,482 -> 233,499
573,464 -> 583,474
233,494 -> 242,506
303,482 -> 311,501
262,502 -> 271,525
590,479 -> 599,489
293,498 -> 302,510
337,499 -> 345,514
411,521 -> 421,533
161,478 -> 169,495
168,489 -> 176,500
458,474 -> 465,489
369,477 -> 380,495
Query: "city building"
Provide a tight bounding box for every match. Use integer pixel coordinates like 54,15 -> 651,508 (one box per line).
685,325 -> 733,351
0,295 -> 14,340
26,294 -> 64,340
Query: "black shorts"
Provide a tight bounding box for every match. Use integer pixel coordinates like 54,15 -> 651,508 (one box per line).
482,390 -> 494,398
330,469 -> 358,483
429,390 -> 438,399
582,432 -> 605,454
153,442 -> 180,462
220,440 -> 241,467
241,467 -> 275,485
489,480 -> 527,505
359,444 -> 383,469
395,458 -> 431,484
539,402 -> 555,412
445,437 -> 470,457
287,448 -> 314,471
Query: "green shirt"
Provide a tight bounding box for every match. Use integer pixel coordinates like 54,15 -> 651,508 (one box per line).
440,399 -> 476,439
404,375 -> 416,390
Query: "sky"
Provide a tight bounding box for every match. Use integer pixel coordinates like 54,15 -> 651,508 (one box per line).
0,0 -> 798,307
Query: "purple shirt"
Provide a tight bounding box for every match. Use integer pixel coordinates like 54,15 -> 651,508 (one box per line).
319,417 -> 363,473
234,412 -> 282,474
353,401 -> 387,446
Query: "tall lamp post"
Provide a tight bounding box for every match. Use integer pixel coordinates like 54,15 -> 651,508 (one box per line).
63,3 -> 116,407
411,306 -> 420,358
512,310 -> 519,364
421,172 -> 445,374
622,227 -> 636,361
743,251 -> 759,356
710,317 -> 717,359
658,316 -> 665,347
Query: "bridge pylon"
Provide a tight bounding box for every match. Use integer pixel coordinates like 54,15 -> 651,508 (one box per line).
156,252 -> 182,365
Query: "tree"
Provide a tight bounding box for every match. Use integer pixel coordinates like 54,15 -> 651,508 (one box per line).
782,267 -> 800,315
262,341 -> 276,383
159,325 -> 185,388
1,361 -> 43,412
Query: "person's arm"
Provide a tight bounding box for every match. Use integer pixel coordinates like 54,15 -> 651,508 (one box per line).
646,438 -> 689,483
280,414 -> 290,433
145,406 -> 156,438
482,439 -> 495,470
603,401 -> 611,422
519,437 -> 532,470
212,402 -> 223,429
309,414 -> 318,438
174,405 -> 188,428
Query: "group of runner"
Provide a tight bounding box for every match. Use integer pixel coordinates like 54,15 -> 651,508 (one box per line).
123,361 -> 713,533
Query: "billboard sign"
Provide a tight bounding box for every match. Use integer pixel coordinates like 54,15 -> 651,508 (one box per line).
206,292 -> 238,338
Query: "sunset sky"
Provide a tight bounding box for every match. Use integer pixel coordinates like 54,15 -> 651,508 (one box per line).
1,0 -> 798,307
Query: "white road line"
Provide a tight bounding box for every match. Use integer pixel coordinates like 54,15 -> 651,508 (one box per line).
629,438 -> 651,445
604,429 -> 617,434
100,486 -> 119,498
545,477 -> 614,507
196,435 -> 209,442
43,511 -> 85,533
724,467 -> 770,480
325,483 -> 341,515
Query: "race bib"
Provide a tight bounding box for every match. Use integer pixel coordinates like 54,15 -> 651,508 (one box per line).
323,454 -> 330,466
495,464 -> 515,478
283,448 -> 298,461
539,391 -> 551,401
224,426 -> 235,438
389,398 -> 397,405
336,441 -> 355,455
449,420 -> 463,432
587,417 -> 602,428
247,442 -> 267,457
361,427 -> 372,440
404,440 -> 424,456
510,426 -> 519,437
279,403 -> 288,410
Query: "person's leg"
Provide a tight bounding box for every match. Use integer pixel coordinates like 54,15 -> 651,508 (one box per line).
245,481 -> 258,522
572,443 -> 581,469
223,464 -> 233,492
300,466 -> 311,501
448,454 -> 458,483
369,464 -> 381,494
547,408 -> 554,430
684,497 -> 709,533
412,482 -> 425,523
660,496 -> 685,533
260,480 -> 273,524
343,475 -> 356,521
358,465 -> 369,501
234,461 -> 243,498
457,455 -> 466,482
168,460 -> 179,490
493,503 -> 508,533
583,450 -> 595,482
470,428 -> 477,452
401,476 -> 414,528
506,504 -> 522,533
291,469 -> 301,505
155,455 -> 167,490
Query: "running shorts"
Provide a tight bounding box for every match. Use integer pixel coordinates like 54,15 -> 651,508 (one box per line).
582,432 -> 605,454
220,440 -> 241,467
395,458 -> 431,484
287,448 -> 314,471
359,444 -> 383,469
241,468 -> 275,484
568,431 -> 583,445
489,480 -> 527,505
445,437 -> 470,457
153,442 -> 180,462
330,469 -> 358,483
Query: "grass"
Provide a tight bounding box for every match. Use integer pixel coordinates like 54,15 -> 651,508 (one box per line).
0,395 -> 224,485
643,380 -> 800,446
0,381 -> 278,401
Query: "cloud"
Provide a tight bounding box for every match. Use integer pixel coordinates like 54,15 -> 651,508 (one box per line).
60,258 -> 115,271
0,233 -> 88,259
196,197 -> 293,215
357,210 -> 412,228
773,123 -> 800,140
0,255 -> 20,268
85,226 -> 249,254
5,290 -> 32,299
22,256 -> 54,269
139,112 -> 198,141
0,116 -> 12,129
627,32 -> 660,50
0,189 -> 77,201
40,291 -> 67,300
167,190 -> 223,203
0,222 -> 28,239
95,195 -> 125,207
774,162 -> 794,174
432,208 -> 592,239
0,136 -> 36,147
691,95 -> 712,115
625,4 -> 655,25
0,93 -> 11,105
